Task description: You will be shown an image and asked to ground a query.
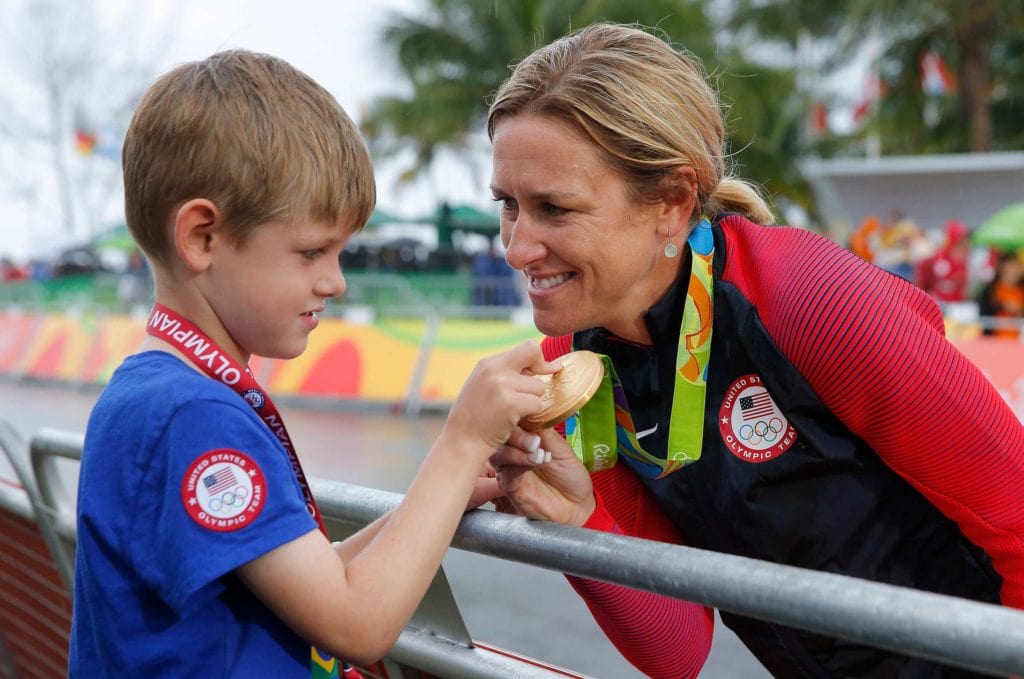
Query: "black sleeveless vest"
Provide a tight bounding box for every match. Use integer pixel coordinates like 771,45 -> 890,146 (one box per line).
577,222 -> 1000,678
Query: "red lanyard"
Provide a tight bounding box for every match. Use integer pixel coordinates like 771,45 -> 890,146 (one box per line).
146,304 -> 327,536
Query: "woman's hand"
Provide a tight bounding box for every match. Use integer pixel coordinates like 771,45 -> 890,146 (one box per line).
490,427 -> 596,527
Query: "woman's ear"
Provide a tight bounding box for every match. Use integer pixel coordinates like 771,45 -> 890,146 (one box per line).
173,199 -> 221,272
659,166 -> 699,239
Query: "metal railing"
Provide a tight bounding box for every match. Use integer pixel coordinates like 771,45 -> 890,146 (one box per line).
315,478 -> 1024,678
14,426 -> 1024,678
12,427 -> 583,679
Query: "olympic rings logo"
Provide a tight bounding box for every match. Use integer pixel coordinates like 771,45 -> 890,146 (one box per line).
208,486 -> 249,514
738,417 -> 784,445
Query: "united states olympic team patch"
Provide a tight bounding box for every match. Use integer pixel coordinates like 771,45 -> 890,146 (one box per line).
182,449 -> 265,531
718,374 -> 797,463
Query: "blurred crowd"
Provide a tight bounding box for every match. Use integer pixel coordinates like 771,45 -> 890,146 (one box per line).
2,211 -> 1022,328
849,210 -> 1024,338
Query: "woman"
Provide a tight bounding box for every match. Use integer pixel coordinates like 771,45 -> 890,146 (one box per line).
488,23 -> 1024,678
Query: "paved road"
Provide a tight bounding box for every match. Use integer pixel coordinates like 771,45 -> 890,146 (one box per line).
1,378 -> 770,678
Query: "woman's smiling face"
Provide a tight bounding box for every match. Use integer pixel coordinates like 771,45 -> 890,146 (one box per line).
491,113 -> 685,344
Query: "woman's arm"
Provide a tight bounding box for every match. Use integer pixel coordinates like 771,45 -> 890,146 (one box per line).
568,464 -> 714,679
495,430 -> 714,678
733,223 -> 1024,608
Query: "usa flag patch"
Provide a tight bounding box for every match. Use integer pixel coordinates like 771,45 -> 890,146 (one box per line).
181,449 -> 266,531
718,374 -> 798,463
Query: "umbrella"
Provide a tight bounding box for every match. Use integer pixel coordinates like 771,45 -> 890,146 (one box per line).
972,202 -> 1024,251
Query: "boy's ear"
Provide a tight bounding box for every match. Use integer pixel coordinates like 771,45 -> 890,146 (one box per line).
173,199 -> 222,272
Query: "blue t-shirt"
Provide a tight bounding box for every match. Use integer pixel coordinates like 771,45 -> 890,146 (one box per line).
70,352 -> 318,677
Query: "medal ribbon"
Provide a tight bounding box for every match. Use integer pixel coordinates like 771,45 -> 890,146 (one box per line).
566,218 -> 714,479
145,304 -> 359,679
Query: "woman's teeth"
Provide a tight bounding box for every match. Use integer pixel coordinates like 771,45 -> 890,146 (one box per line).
531,273 -> 571,290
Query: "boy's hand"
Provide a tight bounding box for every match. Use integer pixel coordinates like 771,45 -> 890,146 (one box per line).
466,464 -> 503,509
443,340 -> 558,456
490,427 -> 596,527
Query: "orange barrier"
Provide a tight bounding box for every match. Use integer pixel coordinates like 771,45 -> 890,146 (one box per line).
1,310 -> 1021,418
0,311 -> 541,406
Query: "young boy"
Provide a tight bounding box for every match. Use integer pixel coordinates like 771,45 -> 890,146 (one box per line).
69,49 -> 555,677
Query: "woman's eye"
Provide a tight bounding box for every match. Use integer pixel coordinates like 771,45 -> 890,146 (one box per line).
494,196 -> 517,213
542,202 -> 567,216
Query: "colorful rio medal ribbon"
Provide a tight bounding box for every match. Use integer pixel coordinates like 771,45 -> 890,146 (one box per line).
145,305 -> 364,679
566,217 -> 715,479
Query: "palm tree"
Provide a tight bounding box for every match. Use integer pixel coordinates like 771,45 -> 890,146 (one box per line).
732,0 -> 1024,153
362,0 -> 813,217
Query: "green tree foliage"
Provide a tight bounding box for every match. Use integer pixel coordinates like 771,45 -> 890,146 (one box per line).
362,0 -> 815,219
732,0 -> 1024,154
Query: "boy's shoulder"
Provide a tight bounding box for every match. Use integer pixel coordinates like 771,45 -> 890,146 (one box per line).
86,351 -> 276,475
105,351 -> 230,400
94,351 -> 257,433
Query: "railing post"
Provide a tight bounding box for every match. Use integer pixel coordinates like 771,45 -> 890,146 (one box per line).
403,309 -> 441,416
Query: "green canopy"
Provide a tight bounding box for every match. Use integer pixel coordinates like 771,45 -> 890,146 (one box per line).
91,223 -> 136,252
415,203 -> 500,247
973,202 -> 1024,251
365,208 -> 410,228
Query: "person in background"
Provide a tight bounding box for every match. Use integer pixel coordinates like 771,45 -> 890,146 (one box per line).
848,213 -> 881,263
486,22 -> 1024,678
472,240 -> 520,306
0,256 -> 28,282
873,210 -> 928,281
978,250 -> 1024,338
916,219 -> 971,303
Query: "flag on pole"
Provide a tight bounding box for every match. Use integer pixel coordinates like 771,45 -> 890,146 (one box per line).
808,101 -> 828,138
920,50 -> 956,95
74,129 -> 97,155
74,108 -> 97,156
853,74 -> 885,127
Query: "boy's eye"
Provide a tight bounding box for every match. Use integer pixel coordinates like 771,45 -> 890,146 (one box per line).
301,249 -> 325,261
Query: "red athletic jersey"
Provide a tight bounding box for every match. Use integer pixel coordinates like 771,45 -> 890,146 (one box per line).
543,215 -> 1024,676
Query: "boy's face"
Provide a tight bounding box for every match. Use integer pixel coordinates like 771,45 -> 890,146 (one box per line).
203,218 -> 350,361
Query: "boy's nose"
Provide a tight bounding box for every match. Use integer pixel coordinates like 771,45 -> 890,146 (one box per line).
318,264 -> 346,299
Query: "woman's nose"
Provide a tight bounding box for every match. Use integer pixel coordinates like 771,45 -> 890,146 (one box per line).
502,217 -> 543,271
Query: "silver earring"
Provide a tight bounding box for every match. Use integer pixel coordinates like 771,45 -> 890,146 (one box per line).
664,240 -> 679,258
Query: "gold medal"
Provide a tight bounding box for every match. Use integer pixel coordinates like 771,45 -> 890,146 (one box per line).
520,350 -> 604,431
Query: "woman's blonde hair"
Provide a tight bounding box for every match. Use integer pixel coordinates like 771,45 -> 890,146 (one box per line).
123,49 -> 376,265
487,23 -> 772,225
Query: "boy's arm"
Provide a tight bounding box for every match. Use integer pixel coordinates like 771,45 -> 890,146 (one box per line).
329,476 -> 501,563
238,340 -> 558,665
237,429 -> 507,665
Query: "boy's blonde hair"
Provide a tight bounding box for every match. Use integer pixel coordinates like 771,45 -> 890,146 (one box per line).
123,49 -> 376,265
488,23 -> 772,225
